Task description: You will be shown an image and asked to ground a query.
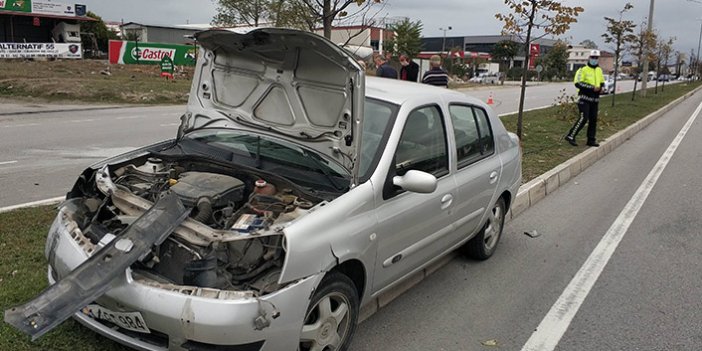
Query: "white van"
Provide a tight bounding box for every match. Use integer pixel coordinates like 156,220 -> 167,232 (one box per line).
52,22 -> 81,43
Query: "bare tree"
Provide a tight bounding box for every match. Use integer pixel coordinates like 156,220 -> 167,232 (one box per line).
628,21 -> 657,100
496,0 -> 584,139
655,37 -> 675,92
299,0 -> 382,39
602,2 -> 636,106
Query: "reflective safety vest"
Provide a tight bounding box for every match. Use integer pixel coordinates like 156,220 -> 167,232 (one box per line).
574,65 -> 605,102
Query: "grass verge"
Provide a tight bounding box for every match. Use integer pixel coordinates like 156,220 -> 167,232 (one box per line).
0,81 -> 699,350
0,206 -> 128,350
0,59 -> 192,105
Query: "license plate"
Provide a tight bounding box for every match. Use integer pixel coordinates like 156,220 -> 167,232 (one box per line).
81,304 -> 151,334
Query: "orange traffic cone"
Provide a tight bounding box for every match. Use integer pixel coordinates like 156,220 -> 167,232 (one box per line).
487,92 -> 494,105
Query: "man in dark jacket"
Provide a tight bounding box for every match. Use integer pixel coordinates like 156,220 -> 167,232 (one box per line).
565,50 -> 606,147
374,55 -> 398,79
399,54 -> 419,82
422,55 -> 449,87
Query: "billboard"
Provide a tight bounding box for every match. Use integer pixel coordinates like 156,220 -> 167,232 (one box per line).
109,40 -> 197,66
0,42 -> 82,59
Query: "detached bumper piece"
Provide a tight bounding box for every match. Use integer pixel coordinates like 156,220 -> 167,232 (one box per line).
4,191 -> 190,340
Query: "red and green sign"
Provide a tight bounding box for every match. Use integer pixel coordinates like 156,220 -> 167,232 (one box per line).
109,40 -> 197,66
160,56 -> 174,79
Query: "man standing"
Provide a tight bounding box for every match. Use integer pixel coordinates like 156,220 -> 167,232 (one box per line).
422,55 -> 449,87
374,55 -> 398,79
399,54 -> 419,82
565,50 -> 605,147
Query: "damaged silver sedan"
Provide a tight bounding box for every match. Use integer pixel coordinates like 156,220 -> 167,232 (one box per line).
5,28 -> 521,351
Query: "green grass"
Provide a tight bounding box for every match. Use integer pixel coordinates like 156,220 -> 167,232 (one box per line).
0,81 -> 699,350
0,206 -> 129,351
501,81 -> 702,181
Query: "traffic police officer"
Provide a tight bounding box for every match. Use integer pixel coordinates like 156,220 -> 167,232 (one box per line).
565,50 -> 605,147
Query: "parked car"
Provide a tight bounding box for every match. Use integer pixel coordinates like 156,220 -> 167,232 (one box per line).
602,77 -> 615,94
657,74 -> 671,82
481,73 -> 501,84
6,28 -> 522,351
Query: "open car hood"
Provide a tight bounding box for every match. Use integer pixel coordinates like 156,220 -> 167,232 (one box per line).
183,28 -> 365,183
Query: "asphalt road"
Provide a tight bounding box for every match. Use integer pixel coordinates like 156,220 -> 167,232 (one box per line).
0,106 -> 183,207
351,88 -> 702,350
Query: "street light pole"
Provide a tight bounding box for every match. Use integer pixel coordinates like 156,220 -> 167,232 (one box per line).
640,0 -> 654,97
440,26 -> 452,57
696,20 -> 702,78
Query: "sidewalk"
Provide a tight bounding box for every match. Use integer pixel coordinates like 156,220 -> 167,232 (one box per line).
0,99 -> 128,116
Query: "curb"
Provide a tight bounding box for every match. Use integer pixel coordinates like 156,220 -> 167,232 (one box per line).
506,83 -> 702,220
0,196 -> 65,214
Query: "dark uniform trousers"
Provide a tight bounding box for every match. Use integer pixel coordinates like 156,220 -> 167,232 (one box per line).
568,100 -> 598,143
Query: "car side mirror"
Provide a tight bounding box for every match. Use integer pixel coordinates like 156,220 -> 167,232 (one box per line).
392,170 -> 437,194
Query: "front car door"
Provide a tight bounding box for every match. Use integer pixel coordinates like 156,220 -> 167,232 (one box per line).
371,104 -> 458,293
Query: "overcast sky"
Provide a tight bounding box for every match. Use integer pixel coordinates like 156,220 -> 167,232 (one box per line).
81,0 -> 701,57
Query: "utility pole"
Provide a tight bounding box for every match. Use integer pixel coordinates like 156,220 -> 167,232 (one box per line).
440,26 -> 452,57
640,0 -> 654,97
696,20 -> 702,78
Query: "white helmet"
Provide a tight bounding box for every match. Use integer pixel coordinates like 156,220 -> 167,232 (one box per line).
589,49 -> 601,57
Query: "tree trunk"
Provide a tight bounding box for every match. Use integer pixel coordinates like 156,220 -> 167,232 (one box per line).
516,2 -> 536,140
323,0 -> 332,39
631,75 -> 637,101
612,40 -> 620,107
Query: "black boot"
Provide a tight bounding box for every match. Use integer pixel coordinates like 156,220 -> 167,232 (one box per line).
565,135 -> 577,146
586,140 -> 600,147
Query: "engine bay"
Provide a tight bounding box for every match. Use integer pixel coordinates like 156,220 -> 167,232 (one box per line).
65,155 -> 327,296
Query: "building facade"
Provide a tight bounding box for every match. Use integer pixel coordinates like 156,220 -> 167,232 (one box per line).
420,34 -> 558,68
120,22 -> 210,45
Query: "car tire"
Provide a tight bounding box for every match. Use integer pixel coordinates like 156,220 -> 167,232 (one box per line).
462,197 -> 506,260
299,271 -> 359,351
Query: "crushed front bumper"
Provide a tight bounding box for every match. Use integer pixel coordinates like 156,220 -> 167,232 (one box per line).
42,208 -> 323,351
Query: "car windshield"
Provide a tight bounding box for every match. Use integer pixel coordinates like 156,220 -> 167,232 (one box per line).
359,98 -> 399,180
184,129 -> 350,190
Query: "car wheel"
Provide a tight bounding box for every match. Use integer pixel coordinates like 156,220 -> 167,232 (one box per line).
299,272 -> 359,351
463,197 -> 506,260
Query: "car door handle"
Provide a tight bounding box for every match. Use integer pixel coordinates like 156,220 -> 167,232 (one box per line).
441,194 -> 453,209
489,171 -> 498,184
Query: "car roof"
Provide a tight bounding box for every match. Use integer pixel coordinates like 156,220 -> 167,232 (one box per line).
365,76 -> 484,107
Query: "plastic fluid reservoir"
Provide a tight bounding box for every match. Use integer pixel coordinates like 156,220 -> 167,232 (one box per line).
254,179 -> 277,196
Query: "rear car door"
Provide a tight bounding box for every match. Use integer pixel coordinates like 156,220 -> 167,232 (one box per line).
448,104 -> 501,240
372,105 -> 459,293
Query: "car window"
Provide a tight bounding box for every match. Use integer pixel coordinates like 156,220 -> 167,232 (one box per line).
449,105 -> 482,166
395,105 -> 448,177
360,99 -> 398,180
473,107 -> 495,155
450,105 -> 495,168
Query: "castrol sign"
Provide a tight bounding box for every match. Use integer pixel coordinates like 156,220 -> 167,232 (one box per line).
109,40 -> 197,66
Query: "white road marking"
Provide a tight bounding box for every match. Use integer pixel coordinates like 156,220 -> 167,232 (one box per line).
0,160 -> 18,165
1,123 -> 39,128
0,196 -> 65,214
521,100 -> 702,351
